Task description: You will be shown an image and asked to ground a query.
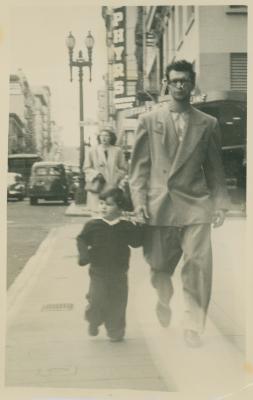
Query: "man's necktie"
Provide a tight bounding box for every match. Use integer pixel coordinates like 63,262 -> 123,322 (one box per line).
173,112 -> 187,142
104,150 -> 108,160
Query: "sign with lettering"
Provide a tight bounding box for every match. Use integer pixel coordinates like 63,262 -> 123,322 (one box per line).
113,7 -> 126,99
112,6 -> 134,108
125,101 -> 155,118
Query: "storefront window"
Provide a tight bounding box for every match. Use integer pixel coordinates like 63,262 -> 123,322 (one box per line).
196,100 -> 246,209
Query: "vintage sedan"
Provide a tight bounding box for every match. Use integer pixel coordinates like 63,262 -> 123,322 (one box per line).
28,161 -> 69,205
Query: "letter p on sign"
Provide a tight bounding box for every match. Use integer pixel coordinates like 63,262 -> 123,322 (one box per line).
113,11 -> 123,27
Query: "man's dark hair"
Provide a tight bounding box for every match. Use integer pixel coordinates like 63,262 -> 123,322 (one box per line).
165,60 -> 196,85
99,187 -> 126,210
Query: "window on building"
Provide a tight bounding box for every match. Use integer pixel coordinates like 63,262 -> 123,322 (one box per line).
195,99 -> 246,207
230,53 -> 247,92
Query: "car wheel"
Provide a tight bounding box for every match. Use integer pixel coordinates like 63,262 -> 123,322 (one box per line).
30,197 -> 38,205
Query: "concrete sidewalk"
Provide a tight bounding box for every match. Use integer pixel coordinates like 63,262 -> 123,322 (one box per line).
6,213 -> 252,396
6,222 -> 172,392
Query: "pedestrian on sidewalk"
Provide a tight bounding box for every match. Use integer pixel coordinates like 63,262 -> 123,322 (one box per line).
76,188 -> 143,342
129,60 -> 230,348
84,127 -> 127,213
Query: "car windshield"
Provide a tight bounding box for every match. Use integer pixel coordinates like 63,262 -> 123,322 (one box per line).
48,167 -> 61,176
35,167 -> 47,176
34,165 -> 63,176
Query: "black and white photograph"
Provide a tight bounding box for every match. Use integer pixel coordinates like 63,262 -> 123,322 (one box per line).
0,1 -> 252,399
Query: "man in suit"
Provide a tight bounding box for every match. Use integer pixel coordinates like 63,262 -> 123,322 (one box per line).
129,60 -> 230,347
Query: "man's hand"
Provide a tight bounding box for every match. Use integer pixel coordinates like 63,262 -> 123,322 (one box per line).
135,205 -> 149,224
212,209 -> 226,228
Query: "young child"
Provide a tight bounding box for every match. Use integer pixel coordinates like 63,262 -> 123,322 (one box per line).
76,188 -> 143,342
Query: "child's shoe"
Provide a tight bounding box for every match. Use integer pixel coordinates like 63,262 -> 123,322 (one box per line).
109,336 -> 124,342
88,324 -> 99,336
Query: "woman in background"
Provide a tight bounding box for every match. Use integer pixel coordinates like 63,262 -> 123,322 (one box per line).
84,127 -> 127,212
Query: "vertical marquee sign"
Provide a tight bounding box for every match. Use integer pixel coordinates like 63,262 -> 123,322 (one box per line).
112,7 -> 135,110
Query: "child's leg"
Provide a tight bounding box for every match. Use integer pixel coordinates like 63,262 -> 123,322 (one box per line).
104,273 -> 128,340
85,274 -> 108,330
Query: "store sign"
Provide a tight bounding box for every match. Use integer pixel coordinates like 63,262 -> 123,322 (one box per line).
125,101 -> 155,118
113,7 -> 126,98
115,102 -> 134,110
112,6 -> 134,108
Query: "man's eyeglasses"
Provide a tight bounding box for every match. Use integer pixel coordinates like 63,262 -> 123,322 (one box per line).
168,79 -> 192,88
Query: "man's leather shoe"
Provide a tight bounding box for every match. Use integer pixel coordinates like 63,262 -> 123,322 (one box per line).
184,329 -> 202,348
156,303 -> 171,328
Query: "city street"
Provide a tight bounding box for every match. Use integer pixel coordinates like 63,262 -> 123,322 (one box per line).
7,199 -> 68,288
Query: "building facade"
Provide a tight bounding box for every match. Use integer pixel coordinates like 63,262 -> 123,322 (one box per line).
142,5 -> 247,98
8,113 -> 25,154
9,70 -> 54,160
100,5 -> 247,207
9,71 -> 36,154
32,85 -> 52,159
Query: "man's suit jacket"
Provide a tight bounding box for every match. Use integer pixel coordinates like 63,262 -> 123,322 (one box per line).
129,102 -> 230,226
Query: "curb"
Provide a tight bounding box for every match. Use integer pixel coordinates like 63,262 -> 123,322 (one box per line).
65,201 -> 246,219
65,203 -> 136,220
7,228 -> 58,320
65,202 -> 92,217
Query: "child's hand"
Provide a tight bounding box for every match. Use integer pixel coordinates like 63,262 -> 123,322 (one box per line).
134,206 -> 149,224
131,213 -> 145,225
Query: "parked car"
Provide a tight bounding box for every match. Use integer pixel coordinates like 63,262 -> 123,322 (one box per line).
28,161 -> 69,205
7,172 -> 26,201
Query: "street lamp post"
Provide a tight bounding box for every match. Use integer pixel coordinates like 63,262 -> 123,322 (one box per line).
66,31 -> 95,204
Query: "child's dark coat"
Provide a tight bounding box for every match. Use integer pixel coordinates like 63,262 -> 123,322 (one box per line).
76,217 -> 143,339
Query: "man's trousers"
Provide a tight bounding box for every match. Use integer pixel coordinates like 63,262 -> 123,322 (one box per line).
143,224 -> 212,333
